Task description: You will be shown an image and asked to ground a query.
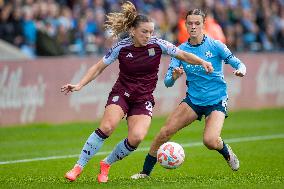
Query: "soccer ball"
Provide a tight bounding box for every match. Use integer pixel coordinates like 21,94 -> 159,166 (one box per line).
157,142 -> 185,169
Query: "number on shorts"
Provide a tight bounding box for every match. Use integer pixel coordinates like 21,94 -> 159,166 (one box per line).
222,99 -> 228,112
145,101 -> 153,115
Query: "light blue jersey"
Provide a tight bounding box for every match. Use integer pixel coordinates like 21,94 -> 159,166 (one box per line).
164,35 -> 246,106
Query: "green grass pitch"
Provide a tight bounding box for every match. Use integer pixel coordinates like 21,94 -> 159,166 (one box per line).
0,108 -> 284,188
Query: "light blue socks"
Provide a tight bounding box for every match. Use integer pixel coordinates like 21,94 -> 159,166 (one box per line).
104,138 -> 136,165
77,128 -> 108,167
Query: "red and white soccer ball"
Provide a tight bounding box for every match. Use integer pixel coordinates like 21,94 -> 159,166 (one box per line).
157,142 -> 185,169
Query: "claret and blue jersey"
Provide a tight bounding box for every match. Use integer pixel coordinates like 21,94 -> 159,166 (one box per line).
103,36 -> 179,103
165,35 -> 246,106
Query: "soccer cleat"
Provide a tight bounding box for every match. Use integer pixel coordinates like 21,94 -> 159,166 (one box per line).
65,164 -> 83,181
226,144 -> 240,171
130,172 -> 149,179
97,160 -> 111,183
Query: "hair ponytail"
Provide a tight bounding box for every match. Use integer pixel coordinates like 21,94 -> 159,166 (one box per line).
104,1 -> 138,37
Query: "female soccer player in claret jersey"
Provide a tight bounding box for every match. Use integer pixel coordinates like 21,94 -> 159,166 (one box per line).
131,9 -> 246,180
61,1 -> 213,183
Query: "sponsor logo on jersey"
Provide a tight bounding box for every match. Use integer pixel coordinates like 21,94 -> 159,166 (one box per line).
148,48 -> 155,56
126,53 -> 133,58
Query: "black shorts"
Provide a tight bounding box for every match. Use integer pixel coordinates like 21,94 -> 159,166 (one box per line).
182,96 -> 228,121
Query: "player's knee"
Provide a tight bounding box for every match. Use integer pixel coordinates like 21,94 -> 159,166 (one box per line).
100,120 -> 116,136
203,137 -> 219,150
127,134 -> 144,147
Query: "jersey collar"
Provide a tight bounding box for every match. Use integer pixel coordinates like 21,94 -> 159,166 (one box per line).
187,35 -> 207,47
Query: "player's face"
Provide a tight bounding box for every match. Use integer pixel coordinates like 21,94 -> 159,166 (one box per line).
185,15 -> 204,38
132,22 -> 154,47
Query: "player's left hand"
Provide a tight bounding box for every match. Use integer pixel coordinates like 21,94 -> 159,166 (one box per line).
233,66 -> 246,77
233,70 -> 245,77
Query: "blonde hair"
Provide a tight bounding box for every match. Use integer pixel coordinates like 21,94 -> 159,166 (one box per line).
105,1 -> 151,37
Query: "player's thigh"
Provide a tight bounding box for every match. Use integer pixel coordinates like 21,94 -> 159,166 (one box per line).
99,104 -> 125,135
163,102 -> 198,133
204,110 -> 225,140
127,115 -> 152,145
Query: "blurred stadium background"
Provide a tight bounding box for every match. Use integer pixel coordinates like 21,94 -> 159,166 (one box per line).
0,0 -> 283,188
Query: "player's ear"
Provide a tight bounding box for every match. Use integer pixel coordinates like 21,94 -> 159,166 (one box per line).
129,27 -> 135,37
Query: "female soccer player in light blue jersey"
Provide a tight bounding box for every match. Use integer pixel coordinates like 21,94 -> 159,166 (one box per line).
131,9 -> 246,179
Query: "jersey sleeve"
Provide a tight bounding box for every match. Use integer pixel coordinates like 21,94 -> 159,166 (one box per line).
164,57 -> 182,87
214,40 -> 246,70
156,38 -> 180,57
103,42 -> 121,65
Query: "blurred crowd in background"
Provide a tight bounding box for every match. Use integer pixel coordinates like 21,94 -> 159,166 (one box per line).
0,0 -> 284,58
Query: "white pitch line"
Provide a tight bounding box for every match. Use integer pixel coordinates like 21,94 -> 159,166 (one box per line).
0,134 -> 283,165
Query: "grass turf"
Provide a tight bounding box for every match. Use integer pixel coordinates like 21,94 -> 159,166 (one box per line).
0,108 -> 283,188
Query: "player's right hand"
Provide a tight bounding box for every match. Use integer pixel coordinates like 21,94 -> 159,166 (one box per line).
202,61 -> 214,73
172,67 -> 184,80
61,84 -> 82,95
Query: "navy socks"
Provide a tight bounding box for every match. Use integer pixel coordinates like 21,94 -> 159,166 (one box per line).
142,153 -> 157,175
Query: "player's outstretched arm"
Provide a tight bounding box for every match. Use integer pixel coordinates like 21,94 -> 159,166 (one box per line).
224,54 -> 246,77
61,59 -> 108,95
214,39 -> 246,77
175,50 -> 213,73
